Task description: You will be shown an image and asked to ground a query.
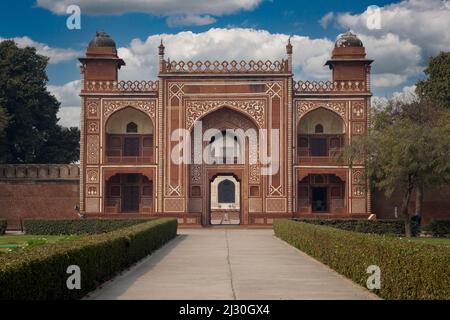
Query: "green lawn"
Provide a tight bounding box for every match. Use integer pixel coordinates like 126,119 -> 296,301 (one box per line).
0,234 -> 83,254
395,237 -> 450,247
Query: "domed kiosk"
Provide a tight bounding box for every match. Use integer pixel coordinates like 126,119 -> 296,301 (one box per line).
79,31 -> 125,82
325,31 -> 373,83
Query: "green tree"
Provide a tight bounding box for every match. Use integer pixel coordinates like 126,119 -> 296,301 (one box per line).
416,51 -> 450,107
344,100 -> 450,236
0,40 -> 79,164
414,51 -> 450,214
0,105 -> 9,158
0,105 -> 8,137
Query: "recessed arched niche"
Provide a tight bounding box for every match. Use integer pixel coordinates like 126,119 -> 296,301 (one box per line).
297,108 -> 345,158
105,107 -> 154,163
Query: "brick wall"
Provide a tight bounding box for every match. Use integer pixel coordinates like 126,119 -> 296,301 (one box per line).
0,165 -> 80,229
372,186 -> 450,224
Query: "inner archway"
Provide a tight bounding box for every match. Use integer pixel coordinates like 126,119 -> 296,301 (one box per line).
188,107 -> 258,226
105,107 -> 154,163
210,175 -> 240,225
297,108 -> 344,158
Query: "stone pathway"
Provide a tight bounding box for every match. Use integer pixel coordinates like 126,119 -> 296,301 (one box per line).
86,229 -> 379,300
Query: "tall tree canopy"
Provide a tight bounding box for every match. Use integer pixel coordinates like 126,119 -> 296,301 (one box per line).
0,40 -> 79,164
416,51 -> 450,107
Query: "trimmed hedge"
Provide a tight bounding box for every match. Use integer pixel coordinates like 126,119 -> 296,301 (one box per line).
274,219 -> 450,300
0,218 -> 177,300
23,219 -> 153,235
293,218 -> 420,236
0,219 -> 6,235
423,220 -> 450,237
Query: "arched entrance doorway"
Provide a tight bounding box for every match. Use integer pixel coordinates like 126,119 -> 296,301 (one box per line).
188,107 -> 260,226
210,175 -> 241,225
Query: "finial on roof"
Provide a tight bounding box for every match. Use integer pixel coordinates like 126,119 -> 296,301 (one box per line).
158,39 -> 165,56
88,31 -> 116,48
335,30 -> 363,48
286,35 -> 293,54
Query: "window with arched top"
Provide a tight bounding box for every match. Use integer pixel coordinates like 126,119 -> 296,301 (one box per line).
126,122 -> 138,133
218,179 -> 235,203
315,124 -> 324,134
208,131 -> 241,164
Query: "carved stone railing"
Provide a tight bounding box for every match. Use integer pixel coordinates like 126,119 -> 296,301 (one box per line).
294,80 -> 367,93
0,164 -> 80,181
83,80 -> 158,93
161,59 -> 289,74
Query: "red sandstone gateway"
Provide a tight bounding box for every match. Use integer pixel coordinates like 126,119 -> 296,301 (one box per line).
78,31 -> 373,227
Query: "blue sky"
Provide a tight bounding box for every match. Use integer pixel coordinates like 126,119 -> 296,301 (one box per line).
1,0 -> 449,126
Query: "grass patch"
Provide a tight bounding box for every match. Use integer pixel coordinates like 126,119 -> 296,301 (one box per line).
397,237 -> 450,247
0,234 -> 84,254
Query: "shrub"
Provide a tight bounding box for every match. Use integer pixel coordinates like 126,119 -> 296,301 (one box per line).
423,220 -> 450,237
0,218 -> 177,300
23,219 -> 152,235
274,219 -> 450,300
0,219 -> 6,235
293,218 -> 420,236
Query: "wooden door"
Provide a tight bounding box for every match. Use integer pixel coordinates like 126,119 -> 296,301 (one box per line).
122,185 -> 140,212
123,137 -> 140,157
310,138 -> 327,156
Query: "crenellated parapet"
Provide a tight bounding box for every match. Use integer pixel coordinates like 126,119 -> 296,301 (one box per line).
0,164 -> 80,181
294,80 -> 368,94
160,59 -> 290,74
82,80 -> 159,93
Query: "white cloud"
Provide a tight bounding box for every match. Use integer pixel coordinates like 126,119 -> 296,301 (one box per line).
117,28 -> 334,81
37,0 -> 263,26
372,84 -> 418,108
372,74 -> 409,88
321,0 -> 450,88
319,12 -> 334,29
391,84 -> 417,103
358,33 -> 423,87
48,80 -> 81,106
336,0 -> 450,60
167,15 -> 217,27
0,36 -> 81,64
57,106 -> 80,127
47,80 -> 81,127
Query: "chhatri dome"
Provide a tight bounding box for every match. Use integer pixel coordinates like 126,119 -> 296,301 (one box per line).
88,31 -> 117,48
335,31 -> 363,48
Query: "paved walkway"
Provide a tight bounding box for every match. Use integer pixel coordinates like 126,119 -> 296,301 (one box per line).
86,229 -> 379,300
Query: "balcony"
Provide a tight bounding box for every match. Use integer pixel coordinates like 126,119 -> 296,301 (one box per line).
297,134 -> 343,165
106,134 -> 154,164
297,152 -> 343,165
105,155 -> 154,164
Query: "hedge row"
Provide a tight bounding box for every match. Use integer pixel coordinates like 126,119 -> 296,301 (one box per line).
0,218 -> 177,299
293,218 -> 420,236
423,220 -> 450,237
274,219 -> 450,300
23,219 -> 153,235
0,220 -> 6,235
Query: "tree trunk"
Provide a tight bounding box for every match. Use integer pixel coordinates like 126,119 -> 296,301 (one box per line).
404,212 -> 412,237
401,186 -> 414,237
415,183 -> 423,217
